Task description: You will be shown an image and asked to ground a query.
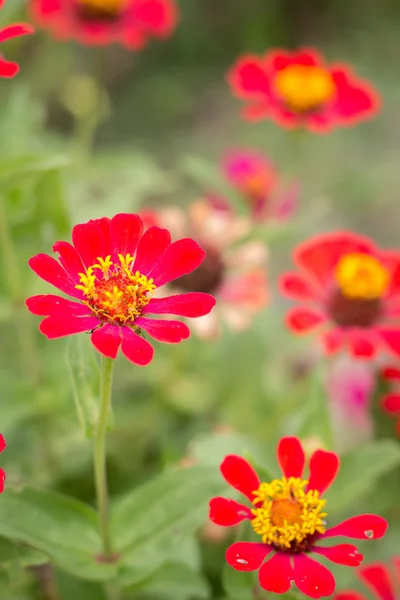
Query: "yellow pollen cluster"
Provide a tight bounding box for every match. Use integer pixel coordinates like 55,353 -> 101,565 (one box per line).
274,65 -> 336,112
75,254 -> 156,325
251,477 -> 327,550
336,253 -> 390,300
78,0 -> 127,17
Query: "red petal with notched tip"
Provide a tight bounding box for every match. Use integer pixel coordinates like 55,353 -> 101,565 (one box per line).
145,293 -> 216,318
220,455 -> 260,502
312,544 -> 363,567
133,226 -> 171,276
72,219 -> 109,269
226,542 -> 272,572
40,315 -> 99,339
307,449 -> 339,494
293,554 -> 335,599
148,238 -> 206,287
29,254 -> 83,299
358,563 -> 396,600
321,515 -> 388,540
110,213 -> 143,260
26,295 -> 90,317
258,552 -> 293,594
120,326 -> 154,366
53,241 -> 85,282
91,325 -> 122,359
135,318 -> 190,343
277,436 -> 305,478
209,497 -> 253,526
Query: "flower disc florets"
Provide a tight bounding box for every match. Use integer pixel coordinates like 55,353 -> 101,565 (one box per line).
76,254 -> 156,325
251,477 -> 327,551
275,65 -> 335,113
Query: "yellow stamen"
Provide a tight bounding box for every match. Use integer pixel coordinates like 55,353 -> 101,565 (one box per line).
275,65 -> 335,112
251,477 -> 327,550
336,253 -> 389,300
75,254 -> 156,325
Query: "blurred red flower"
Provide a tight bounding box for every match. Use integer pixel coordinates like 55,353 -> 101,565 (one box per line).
0,433 -> 6,492
222,149 -> 298,221
26,213 -> 215,365
143,200 -> 269,338
380,366 -> 400,435
280,231 -> 400,359
0,0 -> 34,78
228,48 -> 380,133
334,558 -> 400,600
209,437 -> 387,599
30,0 -> 178,48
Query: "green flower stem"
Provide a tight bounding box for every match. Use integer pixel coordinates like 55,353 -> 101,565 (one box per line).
0,196 -> 41,383
94,356 -> 115,560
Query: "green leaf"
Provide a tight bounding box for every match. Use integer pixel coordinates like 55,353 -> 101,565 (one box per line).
296,366 -> 333,447
66,336 -> 100,438
325,439 -> 400,514
112,464 -> 226,586
0,537 -> 48,568
34,170 -> 70,236
131,563 -> 210,600
0,156 -> 69,191
0,486 -> 117,581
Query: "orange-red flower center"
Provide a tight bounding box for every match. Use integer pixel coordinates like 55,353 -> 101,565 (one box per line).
76,254 -> 156,325
241,170 -> 276,201
170,244 -> 225,295
76,0 -> 127,20
251,477 -> 327,551
274,65 -> 336,112
335,253 -> 389,300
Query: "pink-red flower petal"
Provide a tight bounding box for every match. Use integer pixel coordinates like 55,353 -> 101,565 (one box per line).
220,455 -> 260,502
258,552 -> 294,594
228,55 -> 272,99
286,307 -> 326,332
0,468 -> 5,493
293,554 -> 335,599
28,254 -> 83,299
39,315 -> 99,339
145,293 -> 216,318
322,515 -> 388,540
279,273 -> 316,300
110,213 -> 143,259
91,325 -> 122,359
0,434 -> 6,453
312,544 -> 363,567
26,294 -> 90,317
277,436 -> 305,478
135,318 -> 190,343
72,219 -> 109,269
307,449 -> 339,494
121,326 -> 154,366
348,330 -> 376,358
53,241 -> 85,282
209,497 -> 253,526
148,238 -> 206,287
133,226 -> 171,276
382,394 -> 400,414
358,563 -> 396,600
226,542 -> 272,572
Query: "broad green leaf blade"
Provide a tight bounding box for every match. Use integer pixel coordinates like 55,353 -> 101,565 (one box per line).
34,170 -> 70,236
297,366 -> 333,447
325,439 -> 400,514
0,156 -> 69,191
0,537 -> 48,568
0,486 -> 117,581
112,465 -> 226,585
131,563 -> 210,600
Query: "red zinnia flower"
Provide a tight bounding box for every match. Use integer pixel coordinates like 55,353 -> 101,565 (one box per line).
0,433 -> 6,493
29,0 -> 178,48
209,437 -> 388,599
26,213 -> 216,365
0,0 -> 34,78
222,149 -> 298,222
380,366 -> 400,435
228,48 -> 380,133
279,231 -> 400,359
334,557 -> 400,600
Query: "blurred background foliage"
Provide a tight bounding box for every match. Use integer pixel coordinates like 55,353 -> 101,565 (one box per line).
1,0 -> 400,599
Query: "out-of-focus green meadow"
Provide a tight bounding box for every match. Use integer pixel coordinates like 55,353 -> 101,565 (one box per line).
1,1 -> 400,599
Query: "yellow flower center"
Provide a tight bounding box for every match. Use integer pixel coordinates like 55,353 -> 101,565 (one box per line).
75,254 -> 156,325
242,170 -> 275,200
251,477 -> 327,551
335,253 -> 390,300
274,65 -> 335,112
77,0 -> 127,19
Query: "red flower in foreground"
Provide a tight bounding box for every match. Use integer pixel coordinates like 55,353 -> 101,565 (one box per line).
280,231 -> 400,359
0,0 -> 34,78
334,557 -> 400,600
222,149 -> 298,221
26,213 -> 216,365
209,437 -> 388,599
380,367 -> 400,435
30,0 -> 178,48
228,48 -> 380,132
0,433 -> 6,492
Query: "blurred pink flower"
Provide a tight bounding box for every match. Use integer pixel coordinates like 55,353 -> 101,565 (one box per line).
144,200 -> 269,338
222,149 -> 299,221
